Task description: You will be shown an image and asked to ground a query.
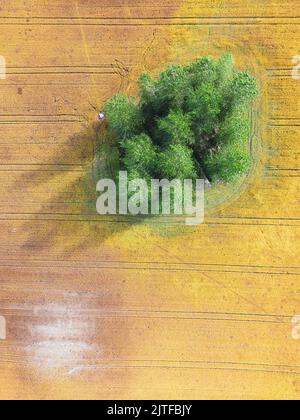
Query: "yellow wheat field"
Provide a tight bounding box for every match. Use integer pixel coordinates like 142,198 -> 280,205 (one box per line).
0,0 -> 299,400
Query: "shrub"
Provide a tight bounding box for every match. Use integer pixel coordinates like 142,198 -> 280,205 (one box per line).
102,54 -> 259,184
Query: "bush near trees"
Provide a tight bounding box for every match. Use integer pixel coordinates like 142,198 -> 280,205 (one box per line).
103,54 -> 259,184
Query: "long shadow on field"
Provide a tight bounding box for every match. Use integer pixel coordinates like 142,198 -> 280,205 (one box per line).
18,121 -> 190,259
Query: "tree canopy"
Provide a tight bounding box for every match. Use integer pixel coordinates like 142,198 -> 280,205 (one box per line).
103,53 -> 258,184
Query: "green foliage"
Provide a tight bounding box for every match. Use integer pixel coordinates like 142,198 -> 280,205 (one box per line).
187,57 -> 218,88
156,65 -> 191,110
157,144 -> 197,181
229,71 -> 259,108
139,73 -> 157,102
103,94 -> 143,140
123,134 -> 157,179
187,82 -> 222,138
204,145 -> 251,183
217,53 -> 235,90
158,111 -> 195,146
102,54 -> 259,184
217,107 -> 251,147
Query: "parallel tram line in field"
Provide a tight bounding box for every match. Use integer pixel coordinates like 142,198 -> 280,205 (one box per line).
0,258 -> 299,275
1,16 -> 300,26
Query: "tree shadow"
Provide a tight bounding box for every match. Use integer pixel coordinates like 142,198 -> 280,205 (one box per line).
17,121 -> 192,260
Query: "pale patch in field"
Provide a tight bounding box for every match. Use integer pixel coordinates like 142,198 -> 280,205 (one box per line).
0,316 -> 6,340
292,316 -> 300,340
0,56 -> 6,80
25,304 -> 98,370
292,56 -> 300,80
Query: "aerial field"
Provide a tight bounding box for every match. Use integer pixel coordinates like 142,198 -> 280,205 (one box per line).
0,0 -> 299,400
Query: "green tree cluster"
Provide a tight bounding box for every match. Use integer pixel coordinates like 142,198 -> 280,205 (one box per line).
103,54 -> 258,184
